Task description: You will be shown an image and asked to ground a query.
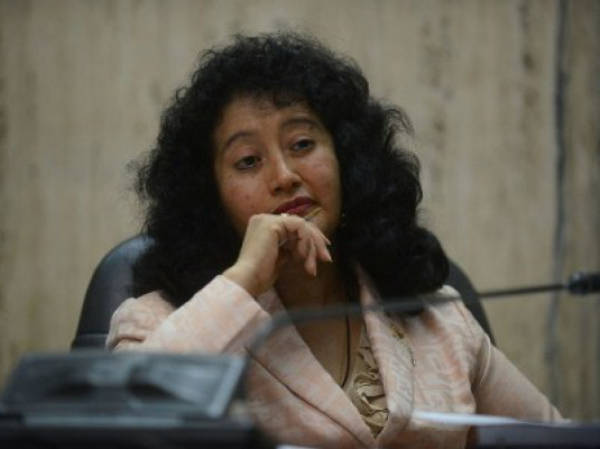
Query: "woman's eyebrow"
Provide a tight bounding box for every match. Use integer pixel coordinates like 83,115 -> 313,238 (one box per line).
281,117 -> 321,131
221,130 -> 254,153
221,117 -> 322,153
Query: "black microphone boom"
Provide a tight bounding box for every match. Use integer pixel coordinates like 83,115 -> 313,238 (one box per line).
478,271 -> 600,298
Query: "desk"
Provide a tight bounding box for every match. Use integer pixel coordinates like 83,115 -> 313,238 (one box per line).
1,419 -> 599,448
0,417 -> 272,448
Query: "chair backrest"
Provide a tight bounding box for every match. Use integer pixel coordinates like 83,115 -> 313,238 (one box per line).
446,260 -> 495,344
72,235 -> 153,349
72,235 -> 494,349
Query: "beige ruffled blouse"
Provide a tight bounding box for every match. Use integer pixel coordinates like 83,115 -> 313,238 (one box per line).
344,327 -> 390,438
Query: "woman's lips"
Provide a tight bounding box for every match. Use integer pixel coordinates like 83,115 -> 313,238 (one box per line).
273,197 -> 315,215
285,203 -> 316,216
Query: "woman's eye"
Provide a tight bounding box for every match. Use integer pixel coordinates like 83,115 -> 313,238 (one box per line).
234,155 -> 260,170
291,138 -> 315,152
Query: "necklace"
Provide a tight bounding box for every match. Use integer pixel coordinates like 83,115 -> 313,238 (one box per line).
340,315 -> 351,387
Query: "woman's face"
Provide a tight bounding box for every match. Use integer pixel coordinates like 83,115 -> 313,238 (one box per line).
213,95 -> 342,238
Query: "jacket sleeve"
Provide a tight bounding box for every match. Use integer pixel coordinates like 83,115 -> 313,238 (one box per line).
454,302 -> 563,421
106,275 -> 269,353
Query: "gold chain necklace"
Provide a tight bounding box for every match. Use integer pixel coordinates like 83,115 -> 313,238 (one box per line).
340,315 -> 351,387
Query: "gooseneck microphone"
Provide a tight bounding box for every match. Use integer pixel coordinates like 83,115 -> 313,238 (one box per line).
248,271 -> 600,359
478,271 -> 600,298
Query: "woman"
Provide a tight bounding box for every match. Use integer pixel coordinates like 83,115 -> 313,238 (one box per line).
107,33 -> 560,448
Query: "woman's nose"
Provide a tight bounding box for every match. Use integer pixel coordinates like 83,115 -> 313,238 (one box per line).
268,155 -> 301,194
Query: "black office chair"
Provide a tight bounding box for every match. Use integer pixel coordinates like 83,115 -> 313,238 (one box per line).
72,235 -> 494,349
72,235 -> 153,349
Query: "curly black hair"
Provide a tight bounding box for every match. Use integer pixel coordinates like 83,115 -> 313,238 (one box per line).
132,32 -> 449,306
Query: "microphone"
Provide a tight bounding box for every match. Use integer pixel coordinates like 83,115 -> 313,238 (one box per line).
478,271 -> 600,298
567,271 -> 600,295
248,270 -> 600,366
245,269 -> 600,404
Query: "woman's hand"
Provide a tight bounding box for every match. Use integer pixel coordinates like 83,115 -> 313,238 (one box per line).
222,212 -> 332,297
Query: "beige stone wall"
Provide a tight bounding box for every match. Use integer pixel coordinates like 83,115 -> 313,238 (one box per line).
1,0 -> 598,419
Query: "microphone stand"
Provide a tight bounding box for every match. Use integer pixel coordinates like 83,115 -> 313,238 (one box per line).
249,271 -> 600,355
478,271 -> 600,298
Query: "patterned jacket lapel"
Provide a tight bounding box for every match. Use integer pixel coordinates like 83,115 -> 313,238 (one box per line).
245,289 -> 374,448
357,269 -> 416,445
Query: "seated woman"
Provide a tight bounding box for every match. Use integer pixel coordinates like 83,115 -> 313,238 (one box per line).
107,32 -> 560,448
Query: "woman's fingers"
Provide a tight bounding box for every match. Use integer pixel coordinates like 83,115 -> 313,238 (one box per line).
278,214 -> 332,275
225,212 -> 333,295
315,236 -> 333,262
304,239 -> 317,276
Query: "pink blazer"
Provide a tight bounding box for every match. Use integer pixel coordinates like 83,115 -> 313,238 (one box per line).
107,272 -> 561,449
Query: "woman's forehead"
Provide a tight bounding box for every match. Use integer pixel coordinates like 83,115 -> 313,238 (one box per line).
220,94 -> 316,120
214,96 -> 324,142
